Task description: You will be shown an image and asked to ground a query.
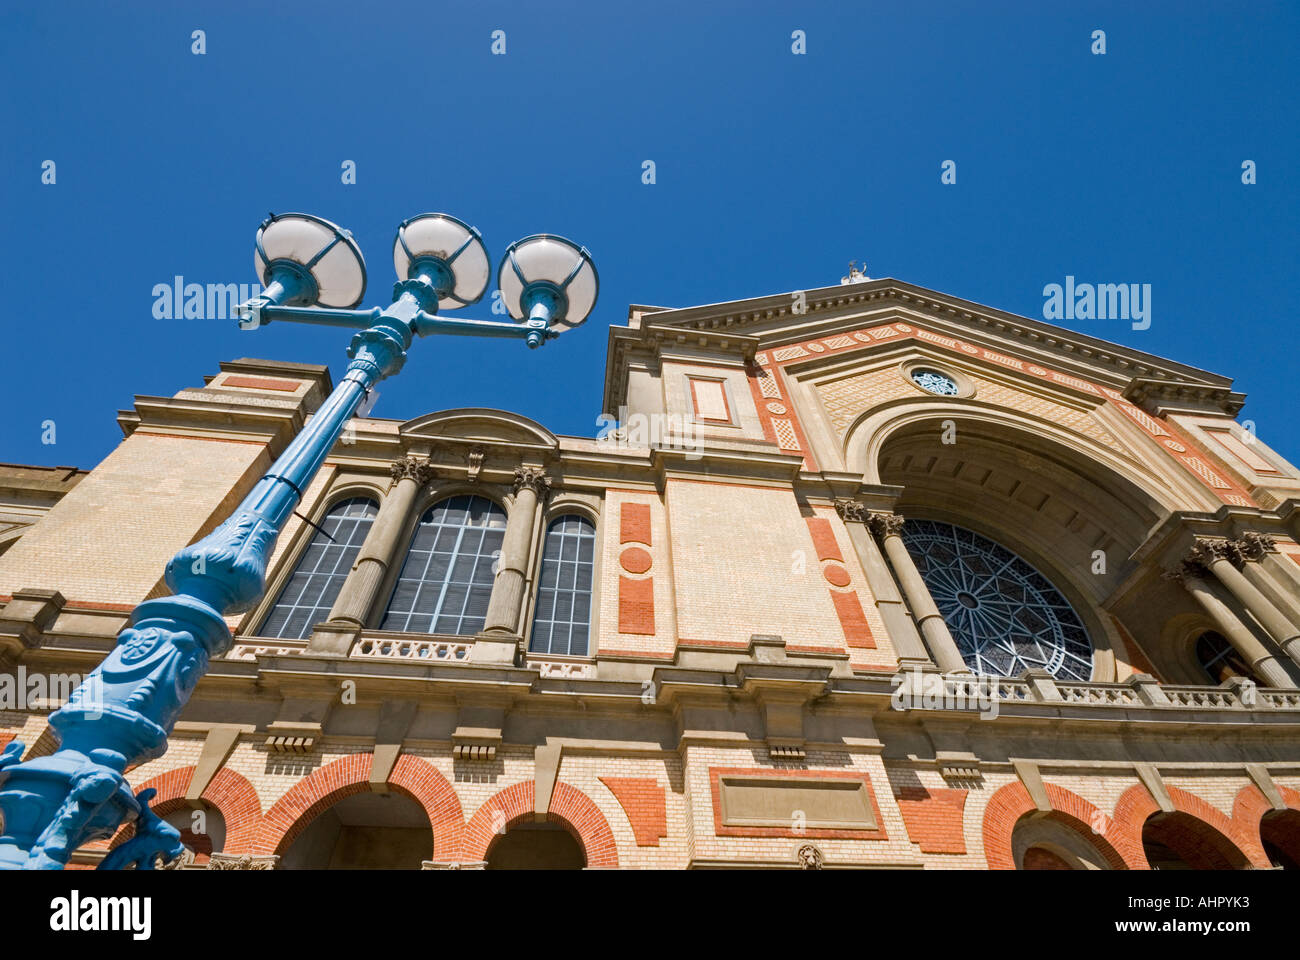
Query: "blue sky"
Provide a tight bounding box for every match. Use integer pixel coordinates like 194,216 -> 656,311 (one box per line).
2,1 -> 1296,470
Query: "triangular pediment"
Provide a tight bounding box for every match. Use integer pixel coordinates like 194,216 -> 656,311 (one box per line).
627,278 -> 1236,400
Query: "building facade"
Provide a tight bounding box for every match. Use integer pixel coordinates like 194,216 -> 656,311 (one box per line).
2,276 -> 1300,870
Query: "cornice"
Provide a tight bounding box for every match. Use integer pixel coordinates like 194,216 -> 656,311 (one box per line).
606,279 -> 1238,416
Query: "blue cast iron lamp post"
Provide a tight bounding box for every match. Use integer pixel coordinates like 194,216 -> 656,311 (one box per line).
0,212 -> 597,870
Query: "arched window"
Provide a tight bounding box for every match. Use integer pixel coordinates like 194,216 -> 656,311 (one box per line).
381,495 -> 506,635
260,496 -> 379,640
530,515 -> 596,656
1195,630 -> 1258,685
898,519 -> 1094,681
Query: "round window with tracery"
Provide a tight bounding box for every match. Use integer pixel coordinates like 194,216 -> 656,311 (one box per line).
899,519 -> 1094,681
910,368 -> 960,396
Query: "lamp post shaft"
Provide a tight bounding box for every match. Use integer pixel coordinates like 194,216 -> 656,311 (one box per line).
0,295 -> 416,870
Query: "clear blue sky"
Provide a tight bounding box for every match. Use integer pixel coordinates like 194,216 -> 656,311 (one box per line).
2,1 -> 1296,470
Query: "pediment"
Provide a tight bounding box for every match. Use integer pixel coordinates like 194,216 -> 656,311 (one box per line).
400,408 -> 557,449
629,278 -> 1236,399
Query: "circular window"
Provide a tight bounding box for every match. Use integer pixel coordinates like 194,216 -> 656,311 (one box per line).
899,519 -> 1094,681
910,368 -> 960,396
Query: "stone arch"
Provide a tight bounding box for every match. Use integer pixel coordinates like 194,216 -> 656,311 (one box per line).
1232,783 -> 1300,867
253,753 -> 464,861
463,780 -> 619,868
982,781 -> 1142,870
106,764 -> 261,856
857,410 -> 1200,682
846,400 -> 1195,513
1113,783 -> 1268,869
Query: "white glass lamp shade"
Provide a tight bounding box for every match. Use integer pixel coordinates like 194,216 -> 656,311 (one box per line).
253,213 -> 367,308
392,213 -> 490,309
497,234 -> 598,331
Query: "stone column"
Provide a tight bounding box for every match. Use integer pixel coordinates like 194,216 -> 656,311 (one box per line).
306,457 -> 433,655
869,513 -> 970,674
1235,533 -> 1300,630
1167,561 -> 1295,689
834,501 -> 934,669
473,466 -> 549,663
1190,538 -> 1300,668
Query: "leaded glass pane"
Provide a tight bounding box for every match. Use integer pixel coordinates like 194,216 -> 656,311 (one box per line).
381,495 -> 507,635
259,497 -> 379,640
529,515 -> 596,657
898,519 -> 1094,681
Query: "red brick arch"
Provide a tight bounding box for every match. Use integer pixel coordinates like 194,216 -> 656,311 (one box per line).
982,781 -> 1142,870
1232,783 -> 1300,865
463,780 -> 619,867
253,753 -> 464,861
1112,783 -> 1269,869
105,764 -> 262,855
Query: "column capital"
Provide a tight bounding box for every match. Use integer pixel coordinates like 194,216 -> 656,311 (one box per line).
833,499 -> 870,524
868,512 -> 906,539
1163,559 -> 1208,585
390,457 -> 435,487
1236,531 -> 1278,563
1187,537 -> 1241,567
512,465 -> 551,497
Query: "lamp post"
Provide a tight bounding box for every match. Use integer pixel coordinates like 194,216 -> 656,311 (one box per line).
0,212 -> 597,870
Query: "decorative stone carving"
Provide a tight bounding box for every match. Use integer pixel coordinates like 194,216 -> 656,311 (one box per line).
389,457 -> 436,487
158,848 -> 197,870
1187,537 -> 1242,566
207,852 -> 279,870
796,843 -> 824,869
833,499 -> 869,524
467,446 -> 485,483
868,512 -> 906,539
512,466 -> 551,496
1237,532 -> 1278,563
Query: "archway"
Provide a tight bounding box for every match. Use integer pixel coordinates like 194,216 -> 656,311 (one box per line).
279,791 -> 432,870
982,781 -> 1141,869
1141,812 -> 1251,870
866,415 -> 1183,682
1259,810 -> 1300,869
1011,813 -> 1112,870
486,821 -> 586,870
161,803 -> 225,864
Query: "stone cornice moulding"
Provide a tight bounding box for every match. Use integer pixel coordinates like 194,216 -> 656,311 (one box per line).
637,279 -> 1232,388
609,282 -> 1248,421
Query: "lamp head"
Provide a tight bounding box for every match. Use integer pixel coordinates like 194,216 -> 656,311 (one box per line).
393,213 -> 490,310
497,235 -> 598,340
252,212 -> 367,309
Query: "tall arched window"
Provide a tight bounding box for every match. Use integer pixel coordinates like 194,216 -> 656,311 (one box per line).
530,514 -> 596,656
260,496 -> 379,640
1195,630 -> 1258,685
381,495 -> 506,635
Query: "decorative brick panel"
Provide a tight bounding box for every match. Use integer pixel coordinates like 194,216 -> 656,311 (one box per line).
830,590 -> 876,648
894,786 -> 968,854
618,575 -> 655,635
805,517 -> 843,562
620,503 -> 652,546
600,777 -> 668,846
